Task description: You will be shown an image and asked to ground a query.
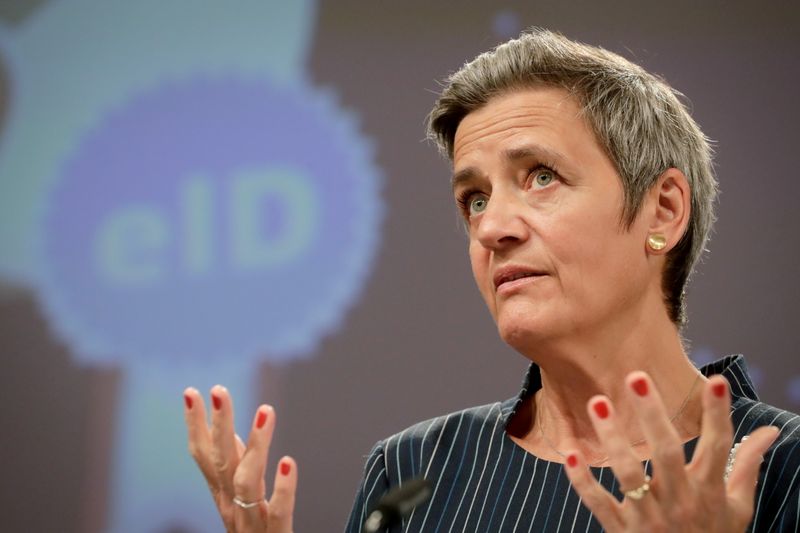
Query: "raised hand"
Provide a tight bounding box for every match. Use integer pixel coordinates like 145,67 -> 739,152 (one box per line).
564,373 -> 780,532
184,385 -> 297,532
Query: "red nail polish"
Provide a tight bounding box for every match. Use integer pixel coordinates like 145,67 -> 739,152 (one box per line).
713,382 -> 726,398
593,400 -> 609,419
631,378 -> 648,397
212,393 -> 222,410
280,462 -> 291,476
184,394 -> 193,409
567,454 -> 578,468
256,410 -> 268,429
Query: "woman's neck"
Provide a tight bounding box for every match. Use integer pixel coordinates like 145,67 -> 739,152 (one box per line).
508,307 -> 706,465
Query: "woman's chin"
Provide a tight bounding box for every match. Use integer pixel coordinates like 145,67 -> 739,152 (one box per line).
496,313 -> 555,352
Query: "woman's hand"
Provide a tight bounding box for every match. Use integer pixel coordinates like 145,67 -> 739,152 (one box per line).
564,373 -> 780,532
183,385 -> 297,532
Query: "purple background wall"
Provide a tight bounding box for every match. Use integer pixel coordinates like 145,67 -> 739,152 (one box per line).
0,1 -> 798,531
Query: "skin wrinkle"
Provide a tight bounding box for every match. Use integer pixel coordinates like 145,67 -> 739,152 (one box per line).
429,33 -> 718,327
451,144 -> 571,196
453,86 -> 705,464
453,92 -> 574,162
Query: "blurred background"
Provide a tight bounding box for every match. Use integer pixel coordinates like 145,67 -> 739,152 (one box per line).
0,1 -> 798,531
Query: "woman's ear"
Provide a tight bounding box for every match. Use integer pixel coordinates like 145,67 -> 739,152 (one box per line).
645,168 -> 691,255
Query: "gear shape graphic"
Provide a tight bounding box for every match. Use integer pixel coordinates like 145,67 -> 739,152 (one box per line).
39,74 -> 383,365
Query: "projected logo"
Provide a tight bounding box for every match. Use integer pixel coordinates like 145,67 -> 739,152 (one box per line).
40,76 -> 382,364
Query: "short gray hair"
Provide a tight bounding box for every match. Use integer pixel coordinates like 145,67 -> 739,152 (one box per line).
427,28 -> 717,326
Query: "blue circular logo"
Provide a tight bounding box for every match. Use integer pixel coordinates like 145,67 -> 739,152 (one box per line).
40,75 -> 382,364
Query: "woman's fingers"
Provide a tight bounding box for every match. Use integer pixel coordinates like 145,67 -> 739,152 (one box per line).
563,450 -> 623,531
235,433 -> 246,458
183,387 -> 219,491
231,405 -> 275,531
185,386 -> 299,532
565,371 -> 780,531
624,372 -> 691,502
210,385 -> 241,501
268,457 -> 298,532
688,376 -> 735,484
233,406 -> 274,503
586,394 -> 663,529
726,425 -> 780,512
587,396 -> 649,496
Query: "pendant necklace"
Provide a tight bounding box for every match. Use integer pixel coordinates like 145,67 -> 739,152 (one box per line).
537,374 -> 703,467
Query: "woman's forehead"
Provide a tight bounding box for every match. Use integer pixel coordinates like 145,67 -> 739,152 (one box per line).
454,89 -> 584,157
452,88 -> 596,170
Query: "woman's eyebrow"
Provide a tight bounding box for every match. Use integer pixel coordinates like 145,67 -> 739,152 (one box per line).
451,166 -> 481,192
451,144 -> 567,192
503,144 -> 566,165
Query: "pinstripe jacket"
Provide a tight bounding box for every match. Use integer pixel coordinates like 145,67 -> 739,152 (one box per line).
346,355 -> 800,532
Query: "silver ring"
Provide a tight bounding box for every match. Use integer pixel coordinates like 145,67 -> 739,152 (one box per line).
624,475 -> 652,501
233,496 -> 262,509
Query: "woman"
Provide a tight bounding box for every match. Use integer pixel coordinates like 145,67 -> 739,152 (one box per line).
183,30 -> 800,532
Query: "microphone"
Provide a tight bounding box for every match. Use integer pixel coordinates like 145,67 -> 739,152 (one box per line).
362,477 -> 432,533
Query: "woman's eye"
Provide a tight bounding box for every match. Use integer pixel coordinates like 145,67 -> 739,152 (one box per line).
532,169 -> 555,187
469,195 -> 488,216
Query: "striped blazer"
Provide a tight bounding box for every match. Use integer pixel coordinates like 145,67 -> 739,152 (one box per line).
346,355 -> 800,532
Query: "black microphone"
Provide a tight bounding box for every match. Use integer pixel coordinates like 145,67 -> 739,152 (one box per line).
362,477 -> 432,533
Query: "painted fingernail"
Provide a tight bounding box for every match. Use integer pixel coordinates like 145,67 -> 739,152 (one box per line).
712,382 -> 726,398
631,377 -> 648,397
212,393 -> 222,410
256,410 -> 268,429
593,400 -> 609,419
566,454 -> 578,468
184,393 -> 193,409
280,461 -> 291,476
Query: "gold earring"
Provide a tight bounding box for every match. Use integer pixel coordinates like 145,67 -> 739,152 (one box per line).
647,234 -> 667,252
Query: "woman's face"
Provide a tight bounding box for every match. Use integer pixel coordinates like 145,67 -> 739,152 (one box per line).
452,87 -> 655,351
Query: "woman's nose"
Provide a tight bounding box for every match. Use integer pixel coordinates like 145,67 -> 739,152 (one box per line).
474,192 -> 529,250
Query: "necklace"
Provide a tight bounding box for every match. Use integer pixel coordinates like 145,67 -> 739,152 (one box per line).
537,373 -> 703,467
